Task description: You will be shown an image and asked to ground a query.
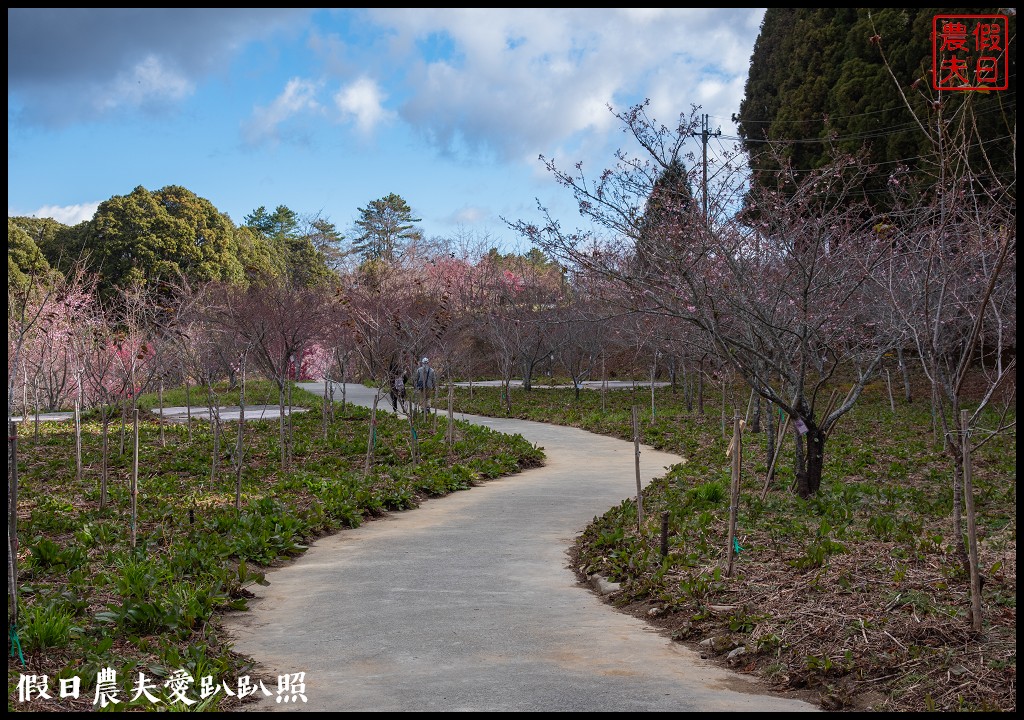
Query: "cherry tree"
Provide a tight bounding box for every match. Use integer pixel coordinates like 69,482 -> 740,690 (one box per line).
511,101 -> 896,496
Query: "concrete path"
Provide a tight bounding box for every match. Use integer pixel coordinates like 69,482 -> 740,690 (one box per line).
223,383 -> 818,712
153,405 -> 308,423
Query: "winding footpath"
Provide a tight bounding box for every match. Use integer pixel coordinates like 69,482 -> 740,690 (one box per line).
223,383 -> 818,712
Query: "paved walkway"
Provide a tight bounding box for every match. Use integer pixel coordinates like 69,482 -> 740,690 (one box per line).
223,383 -> 817,712
153,405 -> 308,423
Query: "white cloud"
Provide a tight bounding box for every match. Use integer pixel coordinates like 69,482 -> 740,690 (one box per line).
8,9 -> 313,127
333,77 -> 394,136
11,202 -> 101,226
449,206 -> 489,226
96,55 -> 194,112
363,8 -> 763,162
243,78 -> 323,145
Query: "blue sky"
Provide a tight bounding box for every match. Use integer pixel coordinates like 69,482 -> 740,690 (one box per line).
8,8 -> 765,253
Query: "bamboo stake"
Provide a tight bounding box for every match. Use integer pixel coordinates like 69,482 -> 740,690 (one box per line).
727,413 -> 742,577
885,370 -> 896,412
960,409 -> 983,631
601,354 -> 607,413
632,406 -> 644,532
119,401 -> 127,456
329,379 -> 335,421
760,414 -> 791,500
185,379 -> 192,442
323,376 -> 330,441
447,382 -> 455,449
406,408 -> 419,465
341,360 -> 347,412
131,409 -> 139,549
660,511 -> 670,558
74,397 -> 82,484
8,421 -> 20,629
650,361 -> 656,420
744,388 -> 756,425
721,374 -> 727,439
158,377 -> 166,447
235,355 -> 247,511
364,395 -> 379,478
100,410 -> 109,509
823,389 -> 840,423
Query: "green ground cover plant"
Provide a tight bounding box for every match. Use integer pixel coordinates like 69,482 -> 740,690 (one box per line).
450,379 -> 1016,712
7,381 -> 543,712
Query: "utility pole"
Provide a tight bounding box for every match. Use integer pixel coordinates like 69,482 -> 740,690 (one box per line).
691,113 -> 721,225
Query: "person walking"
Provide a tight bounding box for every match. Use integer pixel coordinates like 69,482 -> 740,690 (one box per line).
413,357 -> 437,417
389,366 -> 408,413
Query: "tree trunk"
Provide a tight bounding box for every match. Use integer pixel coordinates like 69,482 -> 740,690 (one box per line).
278,383 -> 288,472
502,375 -> 513,415
793,422 -> 806,494
801,424 -> 826,498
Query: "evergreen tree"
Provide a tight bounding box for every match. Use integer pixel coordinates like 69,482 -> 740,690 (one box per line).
737,8 -> 1016,207
82,185 -> 244,298
634,157 -> 696,277
244,204 -> 334,288
352,193 -> 422,263
7,219 -> 55,293
243,206 -> 276,236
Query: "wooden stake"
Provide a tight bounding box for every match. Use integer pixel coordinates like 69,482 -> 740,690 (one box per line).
721,374 -> 727,440
8,421 -> 20,628
660,511 -> 669,558
131,409 -> 139,549
960,409 -> 983,631
74,397 -> 82,484
235,355 -> 247,511
601,354 -> 607,413
447,382 -> 454,448
632,406 -> 644,532
727,413 -> 742,577
760,414 -> 791,500
185,380 -> 192,442
100,410 -> 109,509
158,377 -> 166,447
364,394 -> 379,478
406,407 -> 420,465
885,369 -> 895,412
323,376 -> 330,441
650,361 -> 656,420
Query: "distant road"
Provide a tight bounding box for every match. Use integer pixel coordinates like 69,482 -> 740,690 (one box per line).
223,382 -> 818,712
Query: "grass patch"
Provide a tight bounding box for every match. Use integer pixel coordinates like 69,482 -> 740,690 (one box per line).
8,380 -> 543,712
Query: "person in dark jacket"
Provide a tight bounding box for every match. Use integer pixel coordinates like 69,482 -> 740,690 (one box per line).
389,366 -> 408,413
413,357 -> 436,414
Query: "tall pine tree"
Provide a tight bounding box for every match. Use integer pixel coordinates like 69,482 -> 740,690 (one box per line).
737,8 -> 1016,208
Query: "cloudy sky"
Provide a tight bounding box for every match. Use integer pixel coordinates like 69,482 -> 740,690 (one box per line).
8,8 -> 764,251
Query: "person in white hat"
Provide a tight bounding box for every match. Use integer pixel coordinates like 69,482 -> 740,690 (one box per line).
413,357 -> 437,416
